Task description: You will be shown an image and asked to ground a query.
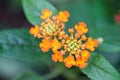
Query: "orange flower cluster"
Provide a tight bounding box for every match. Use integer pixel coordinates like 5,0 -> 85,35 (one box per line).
30,9 -> 98,69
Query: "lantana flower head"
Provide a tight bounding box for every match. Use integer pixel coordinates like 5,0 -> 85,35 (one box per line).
57,23 -> 98,68
30,9 -> 69,52
29,9 -> 98,69
30,9 -> 69,39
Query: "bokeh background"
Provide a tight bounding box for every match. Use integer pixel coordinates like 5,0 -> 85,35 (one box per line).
0,0 -> 120,80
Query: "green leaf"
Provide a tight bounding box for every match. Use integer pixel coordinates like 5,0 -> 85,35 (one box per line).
82,53 -> 120,80
0,29 -> 50,61
59,0 -> 99,28
89,24 -> 120,52
22,0 -> 58,25
56,0 -> 95,33
17,71 -> 46,80
92,0 -> 107,21
57,0 -> 105,32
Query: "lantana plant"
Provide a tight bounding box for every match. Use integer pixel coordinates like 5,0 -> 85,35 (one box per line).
30,9 -> 98,69
0,0 -> 120,80
21,0 -> 120,80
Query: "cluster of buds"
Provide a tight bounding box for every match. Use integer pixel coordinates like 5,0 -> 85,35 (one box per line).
30,9 -> 98,69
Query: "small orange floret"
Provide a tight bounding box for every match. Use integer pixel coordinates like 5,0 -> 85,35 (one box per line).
64,10 -> 70,18
51,38 -> 62,52
52,51 -> 63,62
81,50 -> 90,60
40,9 -> 53,19
64,55 -> 76,68
75,22 -> 88,35
29,25 -> 40,38
39,38 -> 52,52
57,10 -> 70,22
85,37 -> 97,51
79,62 -> 87,69
76,57 -> 87,69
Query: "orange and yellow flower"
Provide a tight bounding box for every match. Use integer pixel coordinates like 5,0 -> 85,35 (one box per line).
57,10 -> 70,22
29,9 -> 98,69
52,51 -> 63,62
64,55 -> 76,68
75,22 -> 88,36
51,38 -> 62,52
39,38 -> 52,52
76,56 -> 88,68
40,9 -> 53,19
85,37 -> 98,51
29,25 -> 40,38
57,22 -> 98,68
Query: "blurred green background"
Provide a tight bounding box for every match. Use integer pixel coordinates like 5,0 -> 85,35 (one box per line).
0,0 -> 120,80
